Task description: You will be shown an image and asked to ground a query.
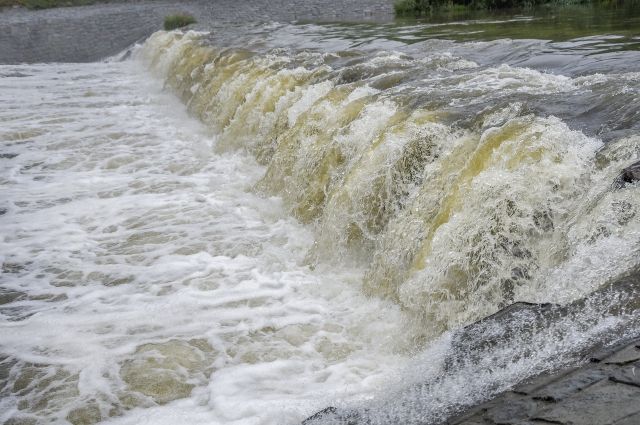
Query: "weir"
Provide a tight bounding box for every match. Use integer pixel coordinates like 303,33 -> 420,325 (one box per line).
1,3 -> 640,424
141,30 -> 640,339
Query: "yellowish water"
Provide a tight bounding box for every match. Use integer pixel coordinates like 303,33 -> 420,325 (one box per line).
141,31 -> 640,339
3,26 -> 640,425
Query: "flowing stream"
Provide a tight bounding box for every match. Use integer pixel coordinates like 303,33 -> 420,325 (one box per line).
1,5 -> 640,425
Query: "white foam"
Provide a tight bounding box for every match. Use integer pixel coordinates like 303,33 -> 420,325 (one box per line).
3,30 -> 640,425
0,60 -> 411,424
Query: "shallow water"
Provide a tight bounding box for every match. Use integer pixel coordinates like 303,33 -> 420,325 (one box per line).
1,3 -> 640,425
0,60 -> 416,424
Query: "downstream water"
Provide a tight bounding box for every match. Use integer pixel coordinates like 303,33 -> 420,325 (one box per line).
1,4 -> 640,425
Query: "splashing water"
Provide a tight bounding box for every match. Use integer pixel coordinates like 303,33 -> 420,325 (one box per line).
140,31 -> 640,333
1,27 -> 640,425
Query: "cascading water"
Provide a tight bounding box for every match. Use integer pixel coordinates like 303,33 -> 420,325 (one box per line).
141,30 -> 640,337
1,13 -> 640,425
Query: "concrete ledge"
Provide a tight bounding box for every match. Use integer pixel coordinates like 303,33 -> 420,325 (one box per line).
450,336 -> 640,425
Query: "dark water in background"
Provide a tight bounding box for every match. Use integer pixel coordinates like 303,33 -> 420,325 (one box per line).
0,0 -> 394,63
1,1 -> 640,425
4,0 -> 637,140
1,1 -> 639,64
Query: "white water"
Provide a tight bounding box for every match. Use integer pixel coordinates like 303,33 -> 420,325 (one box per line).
0,61 -> 413,424
2,30 -> 640,425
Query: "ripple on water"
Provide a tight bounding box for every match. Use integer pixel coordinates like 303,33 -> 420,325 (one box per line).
0,61 -> 413,425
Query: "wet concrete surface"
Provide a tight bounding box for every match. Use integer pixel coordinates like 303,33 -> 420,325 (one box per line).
449,335 -> 640,425
302,270 -> 640,425
0,0 -> 395,63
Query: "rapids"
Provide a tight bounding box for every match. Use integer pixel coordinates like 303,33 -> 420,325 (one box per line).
1,7 -> 640,425
141,30 -> 640,337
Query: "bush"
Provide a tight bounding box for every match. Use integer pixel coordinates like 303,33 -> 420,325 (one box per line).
393,0 -> 627,14
395,0 -> 442,14
0,0 -> 18,8
164,13 -> 196,31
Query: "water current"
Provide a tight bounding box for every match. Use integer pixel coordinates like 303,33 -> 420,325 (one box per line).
1,3 -> 640,425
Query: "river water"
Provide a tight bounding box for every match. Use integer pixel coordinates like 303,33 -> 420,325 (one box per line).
1,3 -> 640,425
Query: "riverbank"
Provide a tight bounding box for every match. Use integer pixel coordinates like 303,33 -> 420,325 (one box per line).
0,0 -> 97,10
394,0 -> 638,16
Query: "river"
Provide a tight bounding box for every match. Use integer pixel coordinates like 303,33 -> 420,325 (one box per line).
1,2 -> 639,425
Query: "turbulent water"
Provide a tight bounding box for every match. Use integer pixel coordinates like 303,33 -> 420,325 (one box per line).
1,11 -> 640,425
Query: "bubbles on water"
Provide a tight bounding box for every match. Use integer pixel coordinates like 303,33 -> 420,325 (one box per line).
0,59 -> 412,424
119,339 -> 216,405
142,30 -> 640,340
3,28 -> 640,425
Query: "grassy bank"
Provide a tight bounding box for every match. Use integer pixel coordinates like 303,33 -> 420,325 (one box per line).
394,0 -> 632,15
0,0 -> 97,9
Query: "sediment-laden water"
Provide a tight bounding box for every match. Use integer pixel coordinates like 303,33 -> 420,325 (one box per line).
1,5 -> 640,425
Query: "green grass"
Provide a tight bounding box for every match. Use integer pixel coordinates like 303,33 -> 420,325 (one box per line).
393,0 -> 629,14
163,13 -> 196,30
0,0 -> 96,9
394,0 -> 435,15
394,0 -> 540,15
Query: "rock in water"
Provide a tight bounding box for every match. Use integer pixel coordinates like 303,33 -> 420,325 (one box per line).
302,406 -> 362,425
302,407 -> 338,424
613,160 -> 640,189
